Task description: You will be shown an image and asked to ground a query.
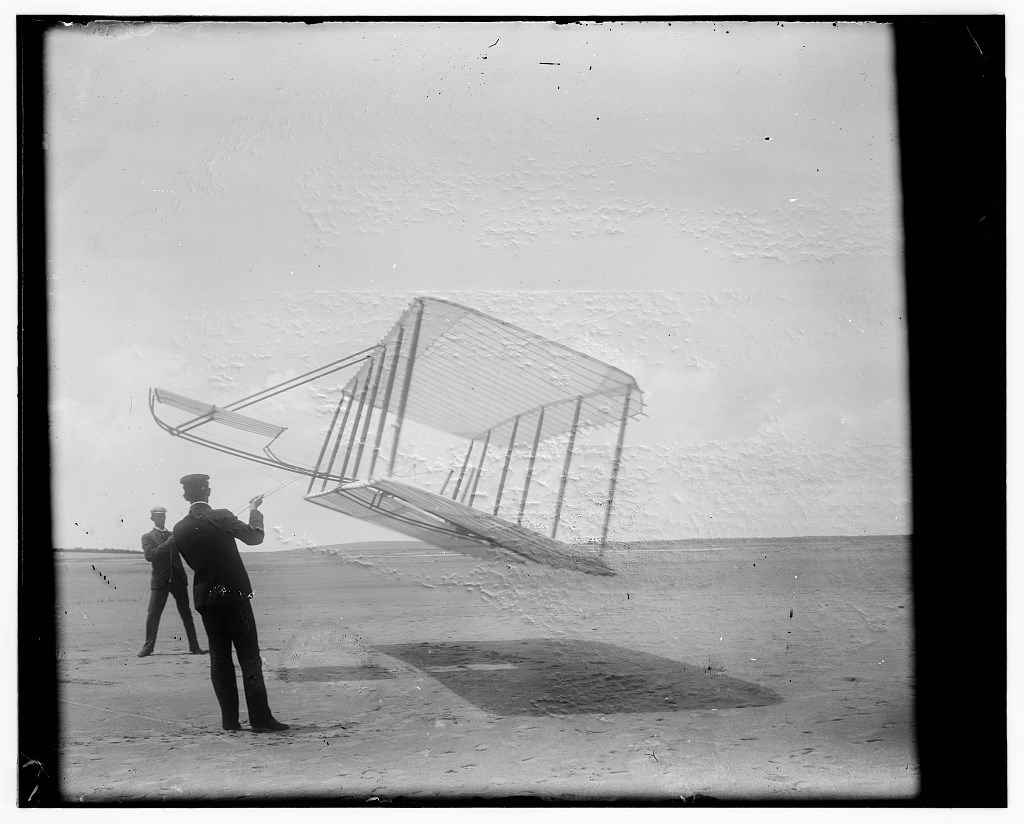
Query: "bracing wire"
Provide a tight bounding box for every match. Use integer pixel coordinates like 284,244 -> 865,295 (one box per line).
232,473 -> 305,515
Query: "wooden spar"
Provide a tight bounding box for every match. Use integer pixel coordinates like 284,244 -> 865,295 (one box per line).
452,440 -> 475,500
517,407 -> 545,526
493,416 -> 519,516
468,429 -> 491,508
351,345 -> 387,477
388,299 -> 425,477
439,469 -> 454,496
174,400 -> 217,434
320,391 -> 355,491
601,386 -> 633,545
340,362 -> 374,479
551,396 -> 583,539
308,390 -> 347,495
460,469 -> 475,503
368,325 -> 405,478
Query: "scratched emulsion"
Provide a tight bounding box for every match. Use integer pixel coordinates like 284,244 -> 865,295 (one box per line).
56,535 -> 916,800
47,21 -> 907,555
171,288 -> 909,546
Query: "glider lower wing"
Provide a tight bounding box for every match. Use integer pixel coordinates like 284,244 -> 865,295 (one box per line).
306,478 -> 614,576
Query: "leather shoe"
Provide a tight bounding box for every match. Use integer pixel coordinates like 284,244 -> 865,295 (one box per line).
190,648 -> 207,655
251,718 -> 290,733
136,648 -> 153,658
222,722 -> 242,731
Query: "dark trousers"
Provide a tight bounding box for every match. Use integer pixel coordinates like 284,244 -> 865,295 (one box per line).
143,580 -> 201,652
199,599 -> 275,728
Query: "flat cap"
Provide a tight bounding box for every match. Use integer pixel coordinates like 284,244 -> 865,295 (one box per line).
149,505 -> 167,514
179,473 -> 210,489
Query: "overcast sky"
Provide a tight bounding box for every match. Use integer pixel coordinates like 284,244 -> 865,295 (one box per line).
44,20 -> 909,550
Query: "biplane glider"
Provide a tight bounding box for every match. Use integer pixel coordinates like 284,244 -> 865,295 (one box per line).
150,297 -> 643,576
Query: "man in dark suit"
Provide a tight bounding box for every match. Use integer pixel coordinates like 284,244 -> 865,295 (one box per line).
171,473 -> 289,733
138,505 -> 205,657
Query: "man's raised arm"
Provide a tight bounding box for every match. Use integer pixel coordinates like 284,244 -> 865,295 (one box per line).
220,495 -> 265,546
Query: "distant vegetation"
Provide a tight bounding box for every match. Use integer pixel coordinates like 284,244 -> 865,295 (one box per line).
55,547 -> 141,555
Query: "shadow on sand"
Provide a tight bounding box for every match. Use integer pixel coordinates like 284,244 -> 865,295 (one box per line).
374,638 -> 783,716
275,664 -> 394,682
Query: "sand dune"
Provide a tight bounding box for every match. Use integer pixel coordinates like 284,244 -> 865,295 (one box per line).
54,537 -> 917,801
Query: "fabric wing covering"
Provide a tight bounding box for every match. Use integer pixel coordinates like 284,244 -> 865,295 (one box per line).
345,298 -> 641,443
306,481 -> 615,576
151,387 -> 287,439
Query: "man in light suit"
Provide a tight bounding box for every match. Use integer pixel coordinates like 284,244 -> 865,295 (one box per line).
138,505 -> 206,657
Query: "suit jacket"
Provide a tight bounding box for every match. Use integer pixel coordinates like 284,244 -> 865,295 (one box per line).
141,527 -> 188,590
172,502 -> 265,611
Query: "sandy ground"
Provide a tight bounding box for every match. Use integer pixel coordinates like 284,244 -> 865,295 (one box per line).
54,536 -> 917,802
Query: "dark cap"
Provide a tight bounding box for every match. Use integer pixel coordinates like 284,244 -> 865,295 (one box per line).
179,473 -> 210,491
